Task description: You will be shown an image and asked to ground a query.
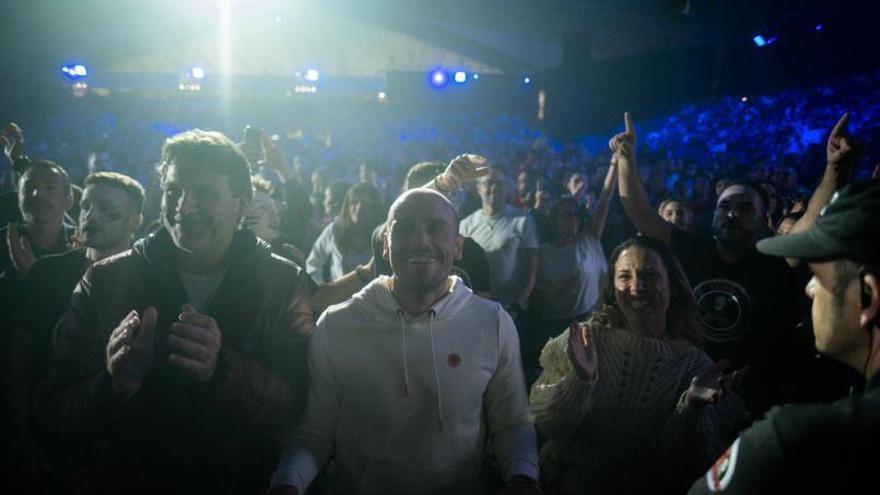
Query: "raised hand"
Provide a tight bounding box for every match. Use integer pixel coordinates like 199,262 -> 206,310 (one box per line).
169,304 -> 222,382
106,307 -> 157,400
262,133 -> 289,173
608,112 -> 636,166
685,359 -> 746,406
826,112 -> 860,170
7,223 -> 37,276
1,122 -> 24,167
567,322 -> 598,381
434,153 -> 490,191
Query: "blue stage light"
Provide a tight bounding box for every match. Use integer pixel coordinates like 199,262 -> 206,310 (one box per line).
304,69 -> 320,82
453,71 -> 467,84
523,77 -> 531,84
429,69 -> 448,88
815,24 -> 824,31
752,35 -> 767,47
62,63 -> 88,79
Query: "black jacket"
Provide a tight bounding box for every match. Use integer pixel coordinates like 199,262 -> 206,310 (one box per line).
39,227 -> 314,494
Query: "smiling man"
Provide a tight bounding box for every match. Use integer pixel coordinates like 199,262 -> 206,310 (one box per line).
270,188 -> 539,495
4,171 -> 143,486
615,112 -> 856,416
40,130 -> 314,494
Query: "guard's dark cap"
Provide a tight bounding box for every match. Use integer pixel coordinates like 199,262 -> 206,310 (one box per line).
757,178 -> 880,265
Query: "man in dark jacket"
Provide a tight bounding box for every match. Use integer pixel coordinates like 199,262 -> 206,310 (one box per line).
39,129 -> 313,494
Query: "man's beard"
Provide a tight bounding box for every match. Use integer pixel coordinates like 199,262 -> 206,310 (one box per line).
712,223 -> 753,250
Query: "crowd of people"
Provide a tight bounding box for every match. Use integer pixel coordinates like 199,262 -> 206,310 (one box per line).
1,71 -> 879,494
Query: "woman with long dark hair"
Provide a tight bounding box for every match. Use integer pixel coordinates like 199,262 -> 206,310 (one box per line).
530,236 -> 748,495
306,182 -> 383,283
525,162 -> 617,381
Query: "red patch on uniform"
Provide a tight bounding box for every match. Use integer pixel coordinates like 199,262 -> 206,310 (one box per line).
447,353 -> 461,367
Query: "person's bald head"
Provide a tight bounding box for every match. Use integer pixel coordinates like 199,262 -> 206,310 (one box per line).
387,188 -> 457,225
384,188 -> 463,293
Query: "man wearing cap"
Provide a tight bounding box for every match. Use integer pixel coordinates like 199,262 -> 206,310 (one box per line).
689,176 -> 880,493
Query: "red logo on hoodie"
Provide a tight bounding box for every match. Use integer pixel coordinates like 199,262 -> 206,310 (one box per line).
447,353 -> 461,368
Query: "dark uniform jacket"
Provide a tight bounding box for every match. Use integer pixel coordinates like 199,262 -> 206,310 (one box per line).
38,227 -> 314,494
688,372 -> 880,493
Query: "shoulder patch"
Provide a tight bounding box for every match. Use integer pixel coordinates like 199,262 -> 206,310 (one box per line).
706,437 -> 741,492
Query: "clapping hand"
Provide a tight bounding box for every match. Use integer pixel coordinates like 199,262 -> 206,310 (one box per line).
686,359 -> 747,406
567,321 -> 598,381
106,307 -> 157,400
7,223 -> 37,276
168,304 -> 222,382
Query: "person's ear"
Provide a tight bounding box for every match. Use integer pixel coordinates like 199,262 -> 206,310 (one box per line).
453,233 -> 464,261
382,227 -> 390,262
860,273 -> 880,329
236,196 -> 249,220
65,189 -> 75,212
129,212 -> 144,233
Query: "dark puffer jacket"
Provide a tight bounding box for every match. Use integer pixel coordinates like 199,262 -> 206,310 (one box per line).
39,227 -> 313,494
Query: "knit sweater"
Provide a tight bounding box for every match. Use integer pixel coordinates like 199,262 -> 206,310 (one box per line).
530,323 -> 749,495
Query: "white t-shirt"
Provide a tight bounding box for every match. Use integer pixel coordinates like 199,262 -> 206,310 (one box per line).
306,221 -> 372,284
178,270 -> 227,312
535,233 -> 607,319
459,205 -> 538,305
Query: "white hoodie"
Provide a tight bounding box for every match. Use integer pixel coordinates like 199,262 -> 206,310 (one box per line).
270,275 -> 538,495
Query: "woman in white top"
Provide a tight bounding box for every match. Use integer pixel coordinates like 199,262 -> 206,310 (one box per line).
528,162 -> 618,370
306,182 -> 383,283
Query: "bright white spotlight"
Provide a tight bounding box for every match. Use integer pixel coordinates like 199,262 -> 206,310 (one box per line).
73,64 -> 88,76
378,92 -> 387,101
429,70 -> 448,88
453,71 -> 467,84
191,67 -> 205,79
473,73 -> 480,80
523,77 -> 531,84
304,69 -> 320,82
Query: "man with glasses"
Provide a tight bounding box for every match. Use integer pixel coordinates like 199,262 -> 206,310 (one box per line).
460,167 -> 538,320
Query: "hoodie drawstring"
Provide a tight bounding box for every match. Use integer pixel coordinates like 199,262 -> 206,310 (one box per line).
396,308 -> 444,431
427,309 -> 443,431
397,309 -> 410,397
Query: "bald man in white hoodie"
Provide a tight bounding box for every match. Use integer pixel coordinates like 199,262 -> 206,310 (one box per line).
269,188 -> 539,495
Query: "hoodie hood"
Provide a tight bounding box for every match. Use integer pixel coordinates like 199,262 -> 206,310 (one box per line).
349,275 -> 474,323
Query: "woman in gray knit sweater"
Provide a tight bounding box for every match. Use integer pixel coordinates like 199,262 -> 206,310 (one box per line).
530,236 -> 749,494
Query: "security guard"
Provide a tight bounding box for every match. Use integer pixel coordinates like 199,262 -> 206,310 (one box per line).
688,178 -> 880,493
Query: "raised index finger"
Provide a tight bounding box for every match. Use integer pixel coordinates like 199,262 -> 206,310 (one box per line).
830,112 -> 850,139
624,112 -> 635,140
